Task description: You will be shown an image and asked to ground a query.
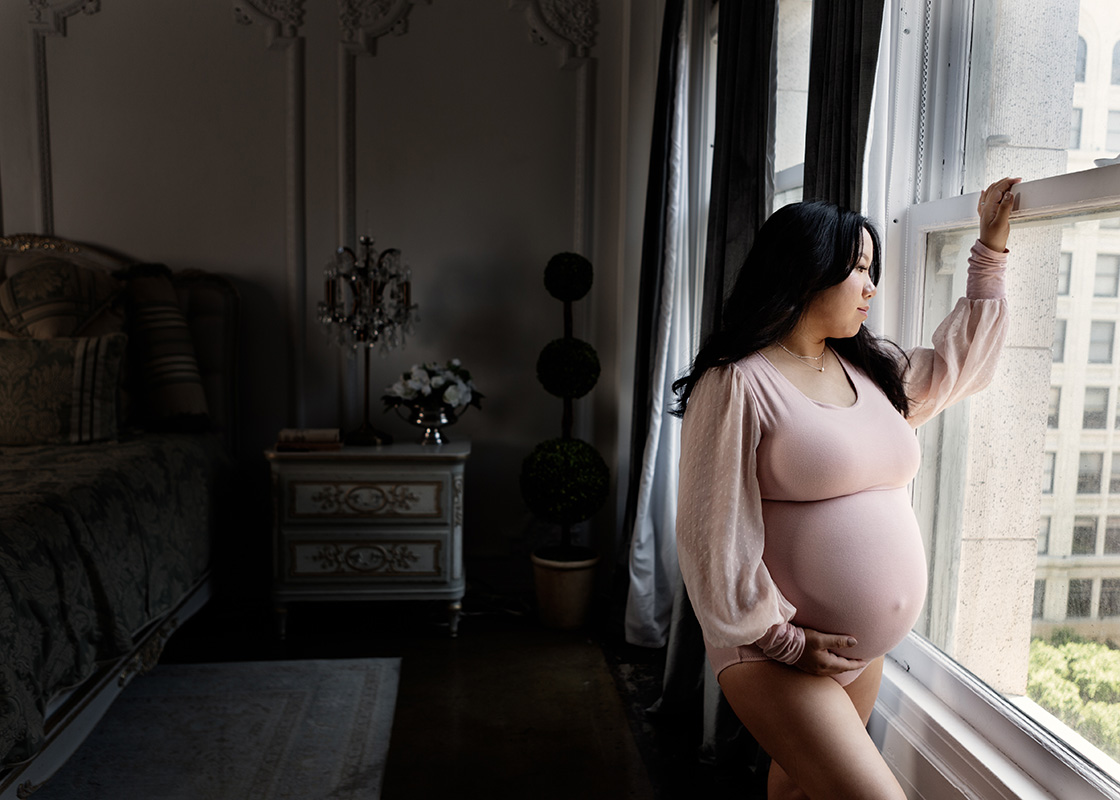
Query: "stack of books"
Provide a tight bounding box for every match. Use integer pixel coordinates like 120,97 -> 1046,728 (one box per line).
275,428 -> 342,452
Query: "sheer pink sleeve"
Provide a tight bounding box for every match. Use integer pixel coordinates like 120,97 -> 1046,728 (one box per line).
904,241 -> 1010,429
675,364 -> 799,651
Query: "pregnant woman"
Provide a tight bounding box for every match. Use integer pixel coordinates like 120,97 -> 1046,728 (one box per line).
672,177 -> 1020,800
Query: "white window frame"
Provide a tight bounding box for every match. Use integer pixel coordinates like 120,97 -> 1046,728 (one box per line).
873,164 -> 1120,800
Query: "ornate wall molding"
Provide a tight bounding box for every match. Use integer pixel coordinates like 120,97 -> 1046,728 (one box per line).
28,0 -> 99,36
235,0 -> 309,426
338,0 -> 421,56
233,0 -> 305,42
509,0 -> 596,67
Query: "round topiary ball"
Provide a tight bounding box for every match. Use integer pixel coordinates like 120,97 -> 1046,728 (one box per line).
544,252 -> 593,302
520,438 -> 610,526
536,338 -> 600,398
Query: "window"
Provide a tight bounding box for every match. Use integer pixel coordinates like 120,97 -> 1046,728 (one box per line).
872,1 -> 1120,793
1049,386 -> 1061,427
1057,251 -> 1072,295
1039,517 -> 1051,554
1109,110 -> 1120,153
1071,107 -> 1083,150
1094,254 -> 1120,296
1068,578 -> 1093,617
1073,516 -> 1099,554
1053,319 -> 1067,363
1106,516 -> 1120,553
1102,579 -> 1120,617
1076,36 -> 1087,82
1112,452 -> 1120,493
1079,452 -> 1104,493
1113,41 -> 1120,85
1084,386 -> 1109,427
1089,320 -> 1115,363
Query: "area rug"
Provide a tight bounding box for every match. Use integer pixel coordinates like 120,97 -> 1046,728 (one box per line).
35,658 -> 401,800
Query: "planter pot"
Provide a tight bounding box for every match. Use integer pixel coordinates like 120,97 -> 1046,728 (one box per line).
530,545 -> 599,630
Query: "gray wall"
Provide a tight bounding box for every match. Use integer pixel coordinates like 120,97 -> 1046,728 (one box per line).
0,0 -> 657,572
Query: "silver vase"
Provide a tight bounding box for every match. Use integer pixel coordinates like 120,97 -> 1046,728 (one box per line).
406,405 -> 458,445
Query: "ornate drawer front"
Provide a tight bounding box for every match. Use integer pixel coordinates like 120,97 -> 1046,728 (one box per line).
285,537 -> 446,581
284,476 -> 449,524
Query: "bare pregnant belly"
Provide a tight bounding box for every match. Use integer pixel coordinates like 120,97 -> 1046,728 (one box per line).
761,488 -> 928,662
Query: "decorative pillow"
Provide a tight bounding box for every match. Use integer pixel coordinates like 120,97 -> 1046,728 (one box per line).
0,334 -> 127,445
0,258 -> 125,339
120,263 -> 210,430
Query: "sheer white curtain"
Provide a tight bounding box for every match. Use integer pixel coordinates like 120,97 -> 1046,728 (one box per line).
624,1 -> 699,648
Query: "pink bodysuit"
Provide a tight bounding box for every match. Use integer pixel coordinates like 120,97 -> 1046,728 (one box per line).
676,241 -> 1009,685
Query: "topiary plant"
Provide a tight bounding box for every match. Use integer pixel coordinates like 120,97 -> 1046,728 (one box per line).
520,251 -> 608,559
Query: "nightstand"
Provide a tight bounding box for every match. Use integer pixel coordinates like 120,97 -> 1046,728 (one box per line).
265,442 -> 470,637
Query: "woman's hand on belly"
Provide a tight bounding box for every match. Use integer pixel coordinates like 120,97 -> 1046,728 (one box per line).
793,628 -> 868,677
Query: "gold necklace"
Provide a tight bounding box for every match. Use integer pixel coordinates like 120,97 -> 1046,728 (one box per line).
776,341 -> 826,372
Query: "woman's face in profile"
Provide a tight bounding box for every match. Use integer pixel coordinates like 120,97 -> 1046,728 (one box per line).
801,228 -> 877,340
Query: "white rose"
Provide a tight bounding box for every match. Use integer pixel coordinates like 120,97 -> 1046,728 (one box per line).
442,384 -> 463,407
431,375 -> 446,388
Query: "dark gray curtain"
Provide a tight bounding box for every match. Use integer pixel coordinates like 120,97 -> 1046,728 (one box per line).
652,0 -> 777,775
700,0 -> 778,341
802,0 -> 886,207
622,0 -> 686,549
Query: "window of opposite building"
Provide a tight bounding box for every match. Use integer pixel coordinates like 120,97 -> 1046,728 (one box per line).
1111,453 -> 1120,493
1049,386 -> 1061,427
1095,254 -> 1120,296
1107,517 -> 1120,553
1079,452 -> 1105,493
1073,515 -> 1099,554
1101,579 -> 1120,617
1069,578 -> 1093,617
1084,386 -> 1109,427
1089,320 -> 1115,363
1108,111 -> 1120,152
1039,517 -> 1051,554
1034,579 -> 1046,618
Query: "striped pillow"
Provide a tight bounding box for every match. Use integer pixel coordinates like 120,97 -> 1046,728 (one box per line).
123,264 -> 209,428
0,258 -> 124,338
0,334 -> 127,445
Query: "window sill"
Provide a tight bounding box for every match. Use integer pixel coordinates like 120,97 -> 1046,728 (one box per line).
871,633 -> 1119,800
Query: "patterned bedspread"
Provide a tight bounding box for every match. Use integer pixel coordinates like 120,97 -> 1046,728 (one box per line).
0,434 -> 227,766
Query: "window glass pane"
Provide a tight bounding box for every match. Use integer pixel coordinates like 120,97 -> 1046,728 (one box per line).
1049,387 -> 1061,427
1095,255 -> 1120,296
1068,578 -> 1092,617
1084,386 -> 1109,427
1070,107 -> 1083,150
1073,516 -> 1098,554
1109,111 -> 1120,152
1043,451 -> 1056,494
1057,251 -> 1072,295
1089,321 -> 1115,363
1079,452 -> 1104,493
771,0 -> 810,203
1112,453 -> 1120,493
1114,41 -> 1120,85
1107,517 -> 1120,554
1034,580 -> 1046,619
1076,36 -> 1087,82
1102,579 -> 1120,617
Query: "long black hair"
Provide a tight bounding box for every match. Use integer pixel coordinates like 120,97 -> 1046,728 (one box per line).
671,200 -> 910,417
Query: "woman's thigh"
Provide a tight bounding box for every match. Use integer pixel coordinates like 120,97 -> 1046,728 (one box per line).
718,659 -> 904,800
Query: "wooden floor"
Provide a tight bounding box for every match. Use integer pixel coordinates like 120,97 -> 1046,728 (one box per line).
160,559 -> 766,799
